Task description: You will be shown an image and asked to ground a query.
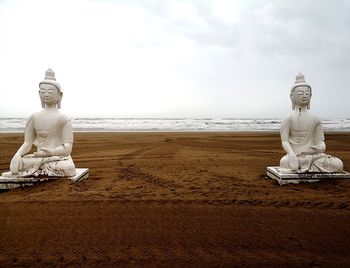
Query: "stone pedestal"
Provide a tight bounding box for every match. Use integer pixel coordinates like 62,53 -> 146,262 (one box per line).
0,168 -> 89,190
266,166 -> 350,186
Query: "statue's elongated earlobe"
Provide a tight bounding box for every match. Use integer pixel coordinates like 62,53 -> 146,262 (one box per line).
57,92 -> 63,109
290,94 -> 295,110
307,87 -> 312,110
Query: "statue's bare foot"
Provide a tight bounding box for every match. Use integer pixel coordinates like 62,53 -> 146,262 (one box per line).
1,171 -> 16,178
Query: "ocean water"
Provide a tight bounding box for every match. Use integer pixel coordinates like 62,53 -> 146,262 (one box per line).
0,118 -> 349,132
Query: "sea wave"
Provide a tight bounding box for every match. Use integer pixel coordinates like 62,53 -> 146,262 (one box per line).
0,118 -> 349,132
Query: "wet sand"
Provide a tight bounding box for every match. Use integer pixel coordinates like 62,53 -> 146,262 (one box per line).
1,132 -> 350,267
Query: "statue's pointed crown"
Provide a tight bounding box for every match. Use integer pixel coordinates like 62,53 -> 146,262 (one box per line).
45,68 -> 56,81
39,68 -> 61,92
295,73 -> 305,85
291,73 -> 311,93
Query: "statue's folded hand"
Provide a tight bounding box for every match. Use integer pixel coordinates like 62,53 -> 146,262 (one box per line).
33,147 -> 54,157
310,145 -> 324,154
300,149 -> 313,155
300,145 -> 323,156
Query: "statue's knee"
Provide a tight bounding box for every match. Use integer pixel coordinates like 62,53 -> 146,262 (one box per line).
333,157 -> 343,172
57,160 -> 75,170
57,159 -> 76,176
324,156 -> 343,172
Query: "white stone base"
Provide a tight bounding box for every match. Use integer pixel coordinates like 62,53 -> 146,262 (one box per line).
266,166 -> 350,186
0,168 -> 89,190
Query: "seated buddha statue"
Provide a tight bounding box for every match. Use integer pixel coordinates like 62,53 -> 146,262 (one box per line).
279,73 -> 343,173
2,69 -> 76,178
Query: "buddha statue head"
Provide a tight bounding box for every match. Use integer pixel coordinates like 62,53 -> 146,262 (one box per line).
39,69 -> 63,109
290,73 -> 312,110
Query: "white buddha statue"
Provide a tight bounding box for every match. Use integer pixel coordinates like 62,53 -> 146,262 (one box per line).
279,73 -> 343,173
2,69 -> 76,178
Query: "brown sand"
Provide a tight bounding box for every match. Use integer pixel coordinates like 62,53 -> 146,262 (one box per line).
0,132 -> 350,267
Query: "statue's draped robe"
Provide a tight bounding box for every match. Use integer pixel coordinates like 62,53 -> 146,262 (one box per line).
21,114 -> 76,177
280,113 -> 342,173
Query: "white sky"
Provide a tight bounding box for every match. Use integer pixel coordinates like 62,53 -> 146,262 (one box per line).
0,0 -> 349,118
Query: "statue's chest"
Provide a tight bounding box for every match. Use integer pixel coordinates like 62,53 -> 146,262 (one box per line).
290,114 -> 314,132
33,115 -> 61,132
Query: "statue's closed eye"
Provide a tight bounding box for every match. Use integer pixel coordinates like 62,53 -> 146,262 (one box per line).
39,89 -> 55,94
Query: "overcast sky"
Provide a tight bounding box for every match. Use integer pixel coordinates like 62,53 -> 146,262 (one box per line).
0,0 -> 349,118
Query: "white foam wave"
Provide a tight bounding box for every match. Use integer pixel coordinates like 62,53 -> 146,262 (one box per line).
0,118 -> 349,132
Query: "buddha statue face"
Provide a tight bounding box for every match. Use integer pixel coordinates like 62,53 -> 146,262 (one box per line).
39,83 -> 63,108
290,85 -> 312,110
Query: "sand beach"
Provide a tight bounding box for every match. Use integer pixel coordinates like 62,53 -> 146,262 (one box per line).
1,132 -> 350,267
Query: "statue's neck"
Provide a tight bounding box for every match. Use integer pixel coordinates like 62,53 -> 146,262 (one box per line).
294,105 -> 308,116
44,104 -> 58,110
